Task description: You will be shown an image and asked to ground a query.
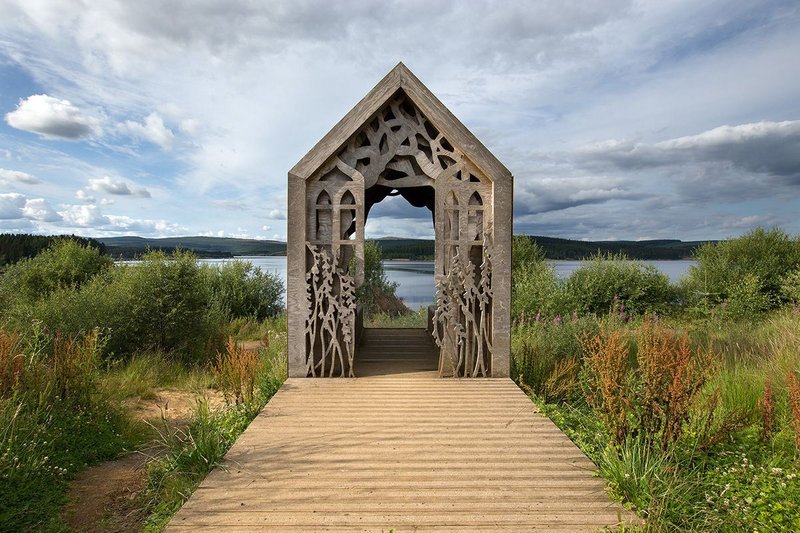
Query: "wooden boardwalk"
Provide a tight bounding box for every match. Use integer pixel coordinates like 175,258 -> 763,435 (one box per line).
167,329 -> 631,532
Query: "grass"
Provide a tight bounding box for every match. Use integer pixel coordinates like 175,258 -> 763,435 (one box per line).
0,314 -> 288,532
365,306 -> 428,328
513,309 -> 800,531
102,352 -> 214,401
0,326 -> 149,532
139,330 -> 287,531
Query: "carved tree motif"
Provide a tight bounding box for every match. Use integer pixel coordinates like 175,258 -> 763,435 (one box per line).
433,238 -> 493,378
304,245 -> 357,377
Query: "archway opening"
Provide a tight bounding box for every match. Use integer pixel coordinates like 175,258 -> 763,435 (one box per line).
355,184 -> 438,376
361,184 -> 435,328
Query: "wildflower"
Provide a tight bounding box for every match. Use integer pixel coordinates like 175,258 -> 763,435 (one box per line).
554,316 -> 562,325
572,310 -> 578,321
535,311 -> 541,322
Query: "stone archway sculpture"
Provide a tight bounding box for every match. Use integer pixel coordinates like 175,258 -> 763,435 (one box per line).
287,63 -> 513,378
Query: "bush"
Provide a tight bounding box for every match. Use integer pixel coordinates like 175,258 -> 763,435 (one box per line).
684,227 -> 800,311
5,249 -> 229,361
204,260 -> 284,321
511,236 -> 564,318
782,268 -> 800,305
0,240 -> 111,304
562,253 -> 674,316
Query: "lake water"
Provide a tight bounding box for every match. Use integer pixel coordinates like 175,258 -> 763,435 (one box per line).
200,257 -> 697,310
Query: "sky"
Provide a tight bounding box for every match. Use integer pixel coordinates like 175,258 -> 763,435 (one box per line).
0,0 -> 799,242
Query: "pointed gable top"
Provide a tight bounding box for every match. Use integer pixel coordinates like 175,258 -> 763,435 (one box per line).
289,62 -> 512,183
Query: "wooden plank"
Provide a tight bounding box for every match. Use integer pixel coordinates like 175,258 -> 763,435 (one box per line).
167,330 -> 636,532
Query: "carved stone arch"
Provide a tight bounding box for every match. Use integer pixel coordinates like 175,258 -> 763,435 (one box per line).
288,63 -> 513,379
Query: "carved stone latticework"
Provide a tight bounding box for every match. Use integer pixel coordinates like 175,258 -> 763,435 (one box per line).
304,245 -> 356,377
288,63 -> 512,378
433,238 -> 493,377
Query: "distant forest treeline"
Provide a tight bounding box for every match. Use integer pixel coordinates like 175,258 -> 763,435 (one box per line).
0,234 -> 712,267
0,234 -> 106,267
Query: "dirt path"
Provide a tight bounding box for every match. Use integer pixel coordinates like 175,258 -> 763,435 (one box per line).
61,389 -> 224,532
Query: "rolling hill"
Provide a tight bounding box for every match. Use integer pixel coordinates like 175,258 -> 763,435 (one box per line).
94,235 -> 711,261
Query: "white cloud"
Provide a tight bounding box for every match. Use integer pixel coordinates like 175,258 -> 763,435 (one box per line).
5,94 -> 101,139
21,197 -> 61,222
75,189 -> 96,203
59,204 -> 109,226
0,168 -> 40,185
268,209 -> 286,220
0,192 -> 61,222
87,176 -> 151,197
119,112 -> 174,149
0,193 -> 26,219
57,203 -> 182,235
100,197 -> 115,205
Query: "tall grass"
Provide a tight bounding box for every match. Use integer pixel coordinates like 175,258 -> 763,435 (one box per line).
513,310 -> 800,530
0,325 -> 144,531
141,328 -> 287,531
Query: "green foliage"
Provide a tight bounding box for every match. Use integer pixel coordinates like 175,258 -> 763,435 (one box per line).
515,310 -> 800,531
141,337 -> 287,531
702,447 -> 800,531
2,247 -> 286,363
355,240 -> 399,314
562,253 -> 674,316
511,236 -> 565,318
597,436 -> 671,512
0,233 -> 106,267
781,268 -> 800,304
9,249 -> 224,361
0,326 -> 143,532
684,227 -> 800,311
511,235 -> 546,275
511,318 -> 594,403
203,260 -> 285,321
722,272 -> 771,319
0,239 -> 111,303
365,307 -> 428,328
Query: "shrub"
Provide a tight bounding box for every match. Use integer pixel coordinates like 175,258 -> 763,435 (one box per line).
511,236 -> 564,318
684,227 -> 800,310
0,239 -> 111,305
782,268 -> 800,304
562,253 -> 674,316
205,260 -> 284,321
356,241 -> 399,314
7,250 -> 228,361
511,318 -> 593,403
722,272 -> 771,319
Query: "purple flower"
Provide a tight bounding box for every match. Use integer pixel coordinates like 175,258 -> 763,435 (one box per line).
554,315 -> 562,325
535,311 -> 541,322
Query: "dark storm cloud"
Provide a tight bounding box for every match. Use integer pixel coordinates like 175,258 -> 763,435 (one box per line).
576,120 -> 800,182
